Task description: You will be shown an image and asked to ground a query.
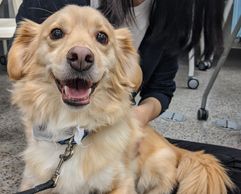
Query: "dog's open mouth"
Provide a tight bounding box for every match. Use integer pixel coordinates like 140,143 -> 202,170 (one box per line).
55,78 -> 97,106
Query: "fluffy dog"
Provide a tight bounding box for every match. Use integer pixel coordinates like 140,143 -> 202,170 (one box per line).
8,5 -> 234,194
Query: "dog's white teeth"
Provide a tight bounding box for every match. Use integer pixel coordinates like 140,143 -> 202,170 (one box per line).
63,85 -> 91,100
88,88 -> 92,95
64,86 -> 69,97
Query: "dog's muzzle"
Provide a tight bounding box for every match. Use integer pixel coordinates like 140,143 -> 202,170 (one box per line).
51,46 -> 98,107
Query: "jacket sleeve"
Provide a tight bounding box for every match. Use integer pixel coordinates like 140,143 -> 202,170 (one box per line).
139,53 -> 178,114
16,0 -> 88,24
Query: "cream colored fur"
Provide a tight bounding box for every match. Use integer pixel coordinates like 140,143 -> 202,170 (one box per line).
8,5 -> 234,194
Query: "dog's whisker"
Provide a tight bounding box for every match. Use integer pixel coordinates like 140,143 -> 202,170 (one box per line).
29,7 -> 54,14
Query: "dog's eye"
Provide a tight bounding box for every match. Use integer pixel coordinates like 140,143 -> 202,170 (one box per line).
96,32 -> 108,45
50,28 -> 64,40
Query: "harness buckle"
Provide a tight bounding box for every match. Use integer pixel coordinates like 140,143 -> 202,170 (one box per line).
61,144 -> 74,161
51,137 -> 75,187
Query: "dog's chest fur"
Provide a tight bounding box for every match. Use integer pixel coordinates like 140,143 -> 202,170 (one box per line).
23,120 -> 137,194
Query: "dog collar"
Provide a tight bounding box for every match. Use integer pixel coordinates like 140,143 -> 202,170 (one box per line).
58,128 -> 89,145
33,125 -> 89,145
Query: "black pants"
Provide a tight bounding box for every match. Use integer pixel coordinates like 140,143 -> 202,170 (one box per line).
167,138 -> 241,194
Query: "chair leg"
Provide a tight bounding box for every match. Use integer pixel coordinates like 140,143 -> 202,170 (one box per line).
188,49 -> 195,78
3,40 -> 8,55
198,15 -> 241,121
196,32 -> 213,71
187,49 -> 199,89
0,40 -> 8,65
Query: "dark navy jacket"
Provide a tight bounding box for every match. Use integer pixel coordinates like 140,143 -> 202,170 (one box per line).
15,0 -> 178,114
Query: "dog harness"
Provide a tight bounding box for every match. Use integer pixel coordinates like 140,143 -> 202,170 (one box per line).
15,126 -> 89,194
32,125 -> 88,145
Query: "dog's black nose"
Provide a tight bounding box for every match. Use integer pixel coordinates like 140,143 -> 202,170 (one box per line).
67,46 -> 94,72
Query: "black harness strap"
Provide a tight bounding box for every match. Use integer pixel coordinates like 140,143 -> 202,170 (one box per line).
15,137 -> 76,194
15,180 -> 55,194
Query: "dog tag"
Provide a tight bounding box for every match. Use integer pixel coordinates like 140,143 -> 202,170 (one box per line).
74,126 -> 86,145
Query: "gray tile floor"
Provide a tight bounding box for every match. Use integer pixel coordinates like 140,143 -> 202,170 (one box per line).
154,49 -> 241,149
0,49 -> 240,193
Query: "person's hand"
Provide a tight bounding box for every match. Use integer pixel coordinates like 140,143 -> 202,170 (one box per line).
132,97 -> 162,128
132,105 -> 149,128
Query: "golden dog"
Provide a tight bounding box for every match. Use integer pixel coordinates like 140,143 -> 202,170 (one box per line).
8,5 -> 234,194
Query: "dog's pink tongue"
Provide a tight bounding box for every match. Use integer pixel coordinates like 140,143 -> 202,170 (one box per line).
64,86 -> 91,99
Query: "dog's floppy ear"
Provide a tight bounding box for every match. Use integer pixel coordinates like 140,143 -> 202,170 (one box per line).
7,20 -> 40,80
115,28 -> 143,92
